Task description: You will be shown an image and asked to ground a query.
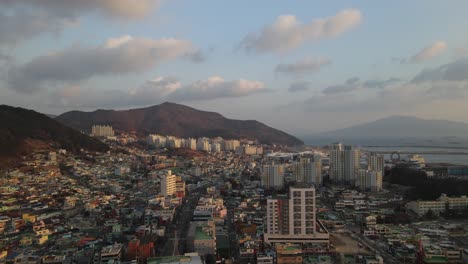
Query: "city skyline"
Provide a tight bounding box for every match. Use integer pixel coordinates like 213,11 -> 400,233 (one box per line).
2,1 -> 468,135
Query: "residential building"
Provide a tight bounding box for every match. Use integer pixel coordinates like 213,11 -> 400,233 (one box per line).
261,162 -> 284,189
196,139 -> 211,152
264,187 -> 329,244
292,156 -> 322,186
356,169 -> 383,192
175,176 -> 186,198
161,170 -> 177,197
187,221 -> 216,256
91,125 -> 115,137
167,137 -> 182,149
223,140 -> 240,151
330,143 -> 360,185
211,142 -> 221,153
185,138 -> 197,150
368,152 -> 384,176
94,244 -> 123,264
406,194 -> 468,216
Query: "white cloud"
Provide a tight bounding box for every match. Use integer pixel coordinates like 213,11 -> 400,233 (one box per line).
168,76 -> 266,101
240,9 -> 362,53
0,0 -> 159,46
275,58 -> 331,75
7,36 -> 199,93
50,76 -> 267,108
407,41 -> 447,63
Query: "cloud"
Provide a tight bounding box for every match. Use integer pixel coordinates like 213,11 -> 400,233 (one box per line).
288,82 -> 311,93
412,58 -> 468,83
1,0 -> 159,20
7,36 -> 199,93
288,59 -> 468,113
346,77 -> 360,85
275,58 -> 331,75
167,76 -> 267,101
50,76 -> 267,108
186,50 -> 206,63
240,9 -> 362,53
0,10 -> 76,46
0,0 -> 159,46
322,77 -> 401,95
404,41 -> 447,63
323,77 -> 360,94
362,77 -> 401,88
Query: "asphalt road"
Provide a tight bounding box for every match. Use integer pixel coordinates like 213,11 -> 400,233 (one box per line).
158,192 -> 200,256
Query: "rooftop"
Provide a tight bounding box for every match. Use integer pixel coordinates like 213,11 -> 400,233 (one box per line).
195,226 -> 212,240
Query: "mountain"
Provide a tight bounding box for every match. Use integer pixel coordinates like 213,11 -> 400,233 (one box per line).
56,102 -> 303,146
315,115 -> 468,139
0,105 -> 108,167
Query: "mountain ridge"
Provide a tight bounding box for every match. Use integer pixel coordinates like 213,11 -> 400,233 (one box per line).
0,105 -> 109,168
314,115 -> 468,139
56,102 -> 303,146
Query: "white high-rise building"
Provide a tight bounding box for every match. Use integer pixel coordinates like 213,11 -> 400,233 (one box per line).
185,138 -> 197,150
211,142 -> 221,153
261,162 -> 284,189
356,169 -> 383,192
369,152 -> 384,176
147,134 -> 167,148
264,187 -> 329,244
368,170 -> 383,192
197,139 -> 211,152
91,125 -> 115,137
161,170 -> 177,197
330,143 -> 344,183
330,143 -> 360,185
292,156 -> 322,186
223,140 -> 240,151
167,137 -> 182,149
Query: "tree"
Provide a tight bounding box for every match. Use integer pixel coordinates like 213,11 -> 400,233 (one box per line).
423,209 -> 436,220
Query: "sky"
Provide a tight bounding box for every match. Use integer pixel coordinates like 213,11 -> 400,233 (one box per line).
2,0 -> 468,137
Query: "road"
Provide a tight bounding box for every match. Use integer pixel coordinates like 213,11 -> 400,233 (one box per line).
158,191 -> 200,256
346,229 -> 399,264
225,202 -> 239,261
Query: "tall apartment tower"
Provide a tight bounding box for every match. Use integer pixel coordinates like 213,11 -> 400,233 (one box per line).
368,152 -> 384,176
330,143 -> 344,183
356,169 -> 383,192
293,156 -> 322,186
161,170 -> 177,197
330,143 -> 360,185
261,162 -> 285,189
265,187 -> 329,244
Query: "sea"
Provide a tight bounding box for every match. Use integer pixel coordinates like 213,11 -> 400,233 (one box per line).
303,137 -> 468,166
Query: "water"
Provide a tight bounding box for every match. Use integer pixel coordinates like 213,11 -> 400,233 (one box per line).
304,137 -> 468,165
362,146 -> 468,165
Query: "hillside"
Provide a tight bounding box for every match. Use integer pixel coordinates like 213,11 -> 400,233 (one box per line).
56,102 -> 303,146
315,115 -> 468,139
0,105 -> 109,167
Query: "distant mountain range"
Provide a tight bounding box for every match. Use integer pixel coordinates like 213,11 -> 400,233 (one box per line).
56,102 -> 303,146
315,115 -> 468,139
0,105 -> 108,168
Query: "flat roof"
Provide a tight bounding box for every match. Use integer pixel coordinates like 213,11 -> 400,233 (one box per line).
195,226 -> 212,240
